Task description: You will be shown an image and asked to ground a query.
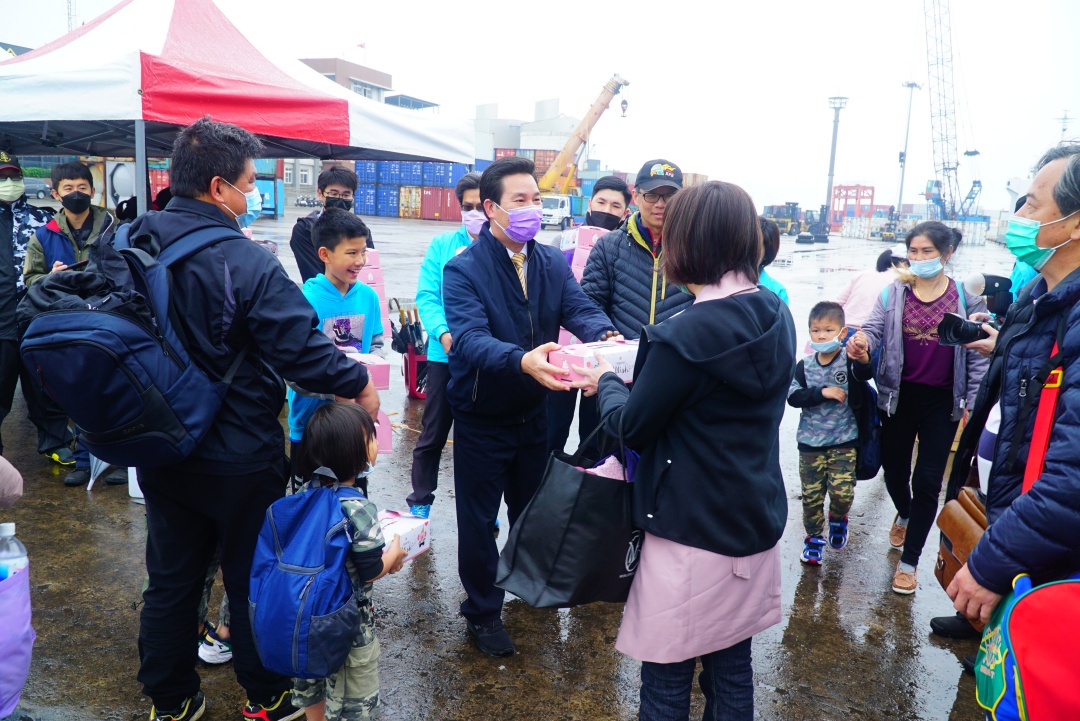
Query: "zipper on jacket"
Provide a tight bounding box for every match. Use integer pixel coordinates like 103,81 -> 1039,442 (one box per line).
1019,365 -> 1029,399
649,256 -> 659,324
471,369 -> 479,402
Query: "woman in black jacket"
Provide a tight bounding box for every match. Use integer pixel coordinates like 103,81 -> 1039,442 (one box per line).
574,181 -> 796,721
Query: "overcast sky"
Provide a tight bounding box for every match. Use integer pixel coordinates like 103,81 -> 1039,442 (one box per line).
4,0 -> 1080,213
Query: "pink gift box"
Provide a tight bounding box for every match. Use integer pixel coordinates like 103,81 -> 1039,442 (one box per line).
376,409 -> 392,454
345,353 -> 390,390
364,249 -> 380,268
569,227 -> 608,281
359,266 -> 384,288
548,339 -> 639,385
378,510 -> 429,562
557,328 -> 581,346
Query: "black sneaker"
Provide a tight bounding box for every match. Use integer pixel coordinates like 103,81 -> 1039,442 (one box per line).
962,654 -> 976,675
105,467 -> 129,485
466,618 -> 515,657
930,611 -> 981,639
47,446 -> 75,466
150,692 -> 205,720
64,467 -> 91,486
242,689 -> 304,721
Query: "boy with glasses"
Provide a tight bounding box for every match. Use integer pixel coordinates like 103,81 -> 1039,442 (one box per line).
290,165 -> 374,283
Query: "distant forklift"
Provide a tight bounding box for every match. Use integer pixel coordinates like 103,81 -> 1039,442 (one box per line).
764,201 -> 803,235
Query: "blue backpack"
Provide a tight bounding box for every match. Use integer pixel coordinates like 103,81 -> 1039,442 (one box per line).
249,473 -> 364,679
19,223 -> 248,468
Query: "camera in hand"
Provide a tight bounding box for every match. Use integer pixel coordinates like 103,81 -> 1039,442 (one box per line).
937,312 -> 1000,346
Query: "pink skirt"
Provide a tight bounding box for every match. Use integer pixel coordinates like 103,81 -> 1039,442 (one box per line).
615,532 -> 782,664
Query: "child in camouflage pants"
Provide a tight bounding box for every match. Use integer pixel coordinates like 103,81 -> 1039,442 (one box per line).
787,302 -> 872,565
292,403 -> 406,721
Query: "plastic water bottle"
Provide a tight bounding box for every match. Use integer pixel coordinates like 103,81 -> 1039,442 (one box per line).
0,522 -> 28,580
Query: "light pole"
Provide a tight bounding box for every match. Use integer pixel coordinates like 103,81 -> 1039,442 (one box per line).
823,97 -> 848,236
897,82 -> 921,218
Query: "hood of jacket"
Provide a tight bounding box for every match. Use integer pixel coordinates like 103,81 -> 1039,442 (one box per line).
301,273 -> 360,312
646,290 -> 795,400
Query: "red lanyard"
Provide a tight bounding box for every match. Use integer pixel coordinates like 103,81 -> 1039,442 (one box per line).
1023,341 -> 1063,493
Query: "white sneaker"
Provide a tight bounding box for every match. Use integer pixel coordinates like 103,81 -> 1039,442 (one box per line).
197,623 -> 233,664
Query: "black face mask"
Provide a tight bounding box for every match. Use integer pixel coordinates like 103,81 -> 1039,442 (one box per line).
324,197 -> 353,212
61,191 -> 92,215
586,210 -> 623,231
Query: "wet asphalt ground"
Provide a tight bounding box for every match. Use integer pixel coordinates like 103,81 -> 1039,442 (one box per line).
1,206 -> 1018,720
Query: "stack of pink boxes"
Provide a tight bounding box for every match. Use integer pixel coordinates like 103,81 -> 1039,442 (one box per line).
559,226 -> 610,346
359,249 -> 392,338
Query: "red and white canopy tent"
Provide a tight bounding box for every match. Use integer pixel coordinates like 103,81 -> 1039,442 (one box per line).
0,0 -> 473,211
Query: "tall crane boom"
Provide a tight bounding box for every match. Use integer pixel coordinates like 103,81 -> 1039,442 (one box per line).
924,0 -> 960,219
537,74 -> 629,194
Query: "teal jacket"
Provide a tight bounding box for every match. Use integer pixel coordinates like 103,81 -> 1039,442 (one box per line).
758,267 -> 789,305
416,225 -> 472,363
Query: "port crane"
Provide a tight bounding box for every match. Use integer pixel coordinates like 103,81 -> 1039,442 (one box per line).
537,74 -> 629,195
924,0 -> 981,220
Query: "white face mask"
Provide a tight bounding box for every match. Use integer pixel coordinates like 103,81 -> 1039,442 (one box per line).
0,178 -> 25,203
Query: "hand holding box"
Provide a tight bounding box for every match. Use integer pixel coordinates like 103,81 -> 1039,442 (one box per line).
378,510 -> 429,563
548,339 -> 639,385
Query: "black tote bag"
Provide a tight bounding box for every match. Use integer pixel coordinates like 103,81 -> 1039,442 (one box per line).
495,424 -> 641,608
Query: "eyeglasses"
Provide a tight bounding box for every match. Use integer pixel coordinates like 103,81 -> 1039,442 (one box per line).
324,191 -> 354,200
640,190 -> 677,203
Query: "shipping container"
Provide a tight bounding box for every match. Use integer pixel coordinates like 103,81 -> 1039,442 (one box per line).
580,178 -> 596,198
399,186 -> 422,219
517,149 -> 535,161
422,162 -> 439,187
449,163 -> 469,188
613,171 -> 629,182
442,187 -> 462,223
376,185 -> 400,217
377,161 -> 402,186
354,183 -> 377,216
421,187 -> 442,220
148,168 -> 170,200
495,148 -> 517,159
402,162 -> 424,186
534,149 -> 558,165
355,161 -> 378,185
474,158 -> 493,171
253,158 -> 278,176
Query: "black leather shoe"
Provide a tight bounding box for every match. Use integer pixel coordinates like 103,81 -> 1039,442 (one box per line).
64,467 -> 91,486
930,611 -> 981,639
962,654 -> 976,675
466,618 -> 515,657
105,467 -> 129,485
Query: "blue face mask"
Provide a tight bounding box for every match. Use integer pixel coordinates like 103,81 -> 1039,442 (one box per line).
222,179 -> 263,228
908,257 -> 943,279
1005,211 -> 1080,271
809,334 -> 842,354
357,461 -> 375,479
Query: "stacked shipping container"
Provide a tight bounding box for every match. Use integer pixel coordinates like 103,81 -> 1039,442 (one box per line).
357,160 -> 471,221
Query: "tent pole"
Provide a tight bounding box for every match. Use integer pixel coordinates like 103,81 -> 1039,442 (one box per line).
135,119 -> 148,215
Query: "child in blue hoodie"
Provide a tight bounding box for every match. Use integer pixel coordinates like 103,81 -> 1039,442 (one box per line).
288,209 -> 384,470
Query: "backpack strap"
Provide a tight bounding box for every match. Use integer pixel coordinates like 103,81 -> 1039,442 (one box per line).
1006,313 -> 1068,476
1021,314 -> 1069,492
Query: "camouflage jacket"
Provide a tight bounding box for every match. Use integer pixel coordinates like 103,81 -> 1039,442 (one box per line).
5,196 -> 52,295
341,495 -> 386,648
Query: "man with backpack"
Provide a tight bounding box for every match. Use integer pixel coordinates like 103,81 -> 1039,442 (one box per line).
122,118 -> 379,721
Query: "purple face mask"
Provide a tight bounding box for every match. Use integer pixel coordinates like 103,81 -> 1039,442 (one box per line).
462,209 -> 486,236
494,203 -> 542,243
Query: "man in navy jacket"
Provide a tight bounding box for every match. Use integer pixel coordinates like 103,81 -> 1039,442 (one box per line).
443,156 -> 616,656
946,143 -> 1080,626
